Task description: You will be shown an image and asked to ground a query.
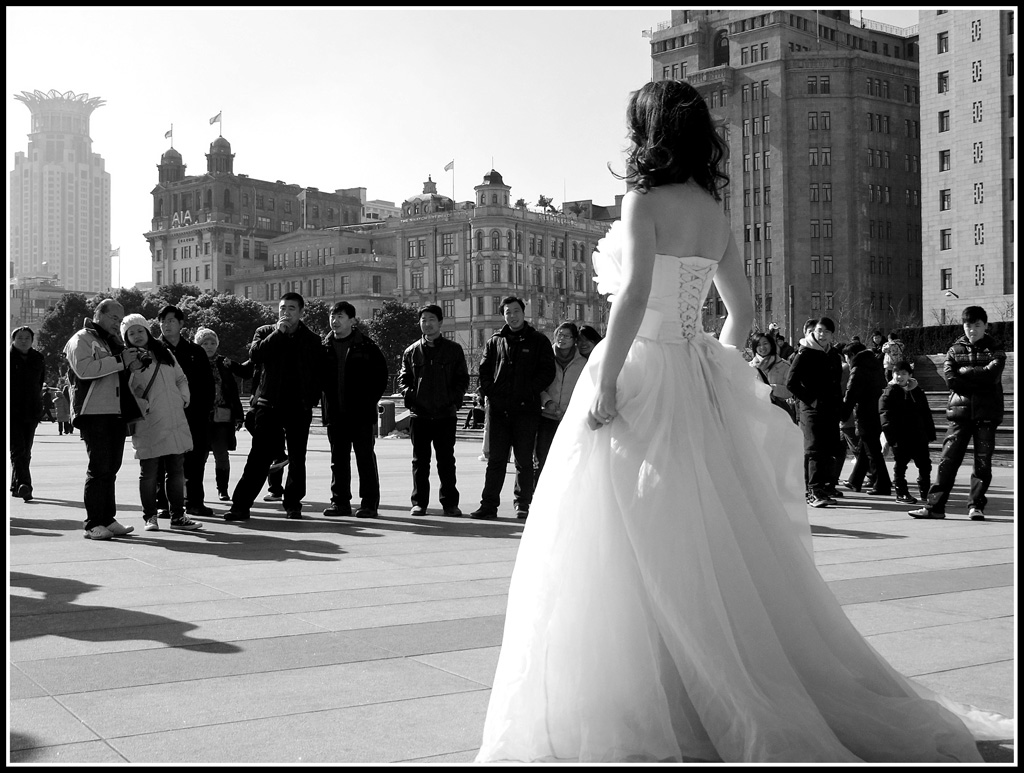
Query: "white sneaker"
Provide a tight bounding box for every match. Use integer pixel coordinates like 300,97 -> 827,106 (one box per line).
84,525 -> 113,540
968,507 -> 985,521
263,493 -> 283,502
143,515 -> 160,531
106,520 -> 135,536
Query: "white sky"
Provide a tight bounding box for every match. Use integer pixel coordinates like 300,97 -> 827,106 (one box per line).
7,6 -> 922,287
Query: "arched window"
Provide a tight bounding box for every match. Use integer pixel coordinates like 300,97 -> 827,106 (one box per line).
480,193 -> 486,205
476,230 -> 484,251
490,230 -> 501,249
492,193 -> 498,204
713,30 -> 729,66
414,204 -> 420,214
506,230 -> 514,250
572,242 -> 578,261
223,189 -> 231,208
156,198 -> 164,217
205,188 -> 212,209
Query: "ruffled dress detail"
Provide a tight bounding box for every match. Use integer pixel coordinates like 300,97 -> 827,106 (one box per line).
475,224 -> 1013,763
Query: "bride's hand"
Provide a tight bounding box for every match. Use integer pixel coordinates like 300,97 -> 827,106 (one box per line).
587,384 -> 618,430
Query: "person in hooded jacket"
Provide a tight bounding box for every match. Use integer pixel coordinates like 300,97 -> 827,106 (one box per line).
786,317 -> 844,508
535,322 -> 588,475
841,342 -> 892,496
910,306 -> 1005,521
120,314 -> 202,532
880,359 -> 936,505
10,326 -> 45,501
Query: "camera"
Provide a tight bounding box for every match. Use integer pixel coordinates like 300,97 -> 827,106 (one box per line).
134,348 -> 153,368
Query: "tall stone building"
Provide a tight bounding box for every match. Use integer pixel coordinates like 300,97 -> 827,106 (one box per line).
393,172 -> 611,371
918,9 -> 1016,325
144,136 -> 363,293
10,89 -> 112,293
649,10 -> 923,339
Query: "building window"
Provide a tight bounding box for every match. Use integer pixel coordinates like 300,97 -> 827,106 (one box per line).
938,71 -> 949,93
808,148 -> 818,166
821,76 -> 830,93
811,292 -> 821,310
940,189 -> 951,210
811,255 -> 820,274
974,223 -> 985,245
972,101 -> 983,123
807,76 -> 817,94
491,262 -> 501,282
821,147 -> 831,166
810,184 -> 819,202
937,31 -> 949,53
973,141 -> 984,163
940,229 -> 952,250
941,268 -> 953,290
441,265 -> 455,287
411,270 -> 423,289
940,150 -> 951,171
974,182 -> 984,205
975,264 -> 985,285
821,111 -> 830,130
971,18 -> 981,42
938,110 -> 950,132
257,216 -> 271,230
810,220 -> 820,238
808,112 -> 818,130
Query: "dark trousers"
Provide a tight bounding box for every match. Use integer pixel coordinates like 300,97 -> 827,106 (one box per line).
208,422 -> 234,493
851,423 -> 891,493
409,415 -> 459,509
892,442 -> 932,500
534,416 -> 560,477
10,419 -> 39,495
480,409 -> 539,512
232,411 -> 311,512
77,415 -> 127,530
141,454 -> 184,518
154,418 -> 208,509
926,420 -> 996,513
799,409 -> 843,499
327,417 -> 380,510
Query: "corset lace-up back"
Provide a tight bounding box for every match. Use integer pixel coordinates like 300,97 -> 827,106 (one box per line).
635,256 -> 719,342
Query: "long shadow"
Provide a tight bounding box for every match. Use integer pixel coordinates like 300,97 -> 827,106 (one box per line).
810,524 -> 908,540
976,740 -> 1015,762
120,528 -> 348,563
9,572 -> 241,652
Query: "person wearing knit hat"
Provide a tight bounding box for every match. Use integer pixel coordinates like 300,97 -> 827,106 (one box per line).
194,326 -> 245,502
122,315 -> 202,532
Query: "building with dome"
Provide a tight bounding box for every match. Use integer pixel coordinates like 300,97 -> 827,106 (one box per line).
392,169 -> 613,372
10,89 -> 111,293
144,135 -> 366,294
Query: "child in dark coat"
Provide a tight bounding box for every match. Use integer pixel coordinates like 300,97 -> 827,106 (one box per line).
879,360 -> 936,505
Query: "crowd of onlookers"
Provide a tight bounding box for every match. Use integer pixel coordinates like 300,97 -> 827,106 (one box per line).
9,298 -> 1004,536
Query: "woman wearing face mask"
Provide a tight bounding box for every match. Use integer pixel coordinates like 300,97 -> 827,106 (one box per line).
120,314 -> 202,533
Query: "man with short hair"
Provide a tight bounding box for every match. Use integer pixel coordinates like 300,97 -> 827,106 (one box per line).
787,316 -> 845,508
471,296 -> 555,520
399,304 -> 470,517
156,305 -> 215,517
225,292 -> 324,521
10,326 -> 45,501
321,301 -> 389,519
841,341 -> 892,495
63,300 -> 144,539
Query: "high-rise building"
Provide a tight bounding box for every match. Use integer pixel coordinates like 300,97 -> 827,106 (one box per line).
10,89 -> 112,293
649,10 -> 923,338
919,9 -> 1015,325
144,136 -> 363,293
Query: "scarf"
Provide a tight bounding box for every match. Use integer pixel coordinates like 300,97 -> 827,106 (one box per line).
554,344 -> 577,370
798,333 -> 829,353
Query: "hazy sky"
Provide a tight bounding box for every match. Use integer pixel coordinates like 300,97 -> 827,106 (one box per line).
7,7 -> 922,287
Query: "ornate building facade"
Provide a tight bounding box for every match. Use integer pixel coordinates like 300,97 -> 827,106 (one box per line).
144,136 -> 364,293
10,89 -> 111,293
650,10 -> 924,338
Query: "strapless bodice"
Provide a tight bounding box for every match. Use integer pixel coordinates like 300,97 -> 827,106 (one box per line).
635,255 -> 719,342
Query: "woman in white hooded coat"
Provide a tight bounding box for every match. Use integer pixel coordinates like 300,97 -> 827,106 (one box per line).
120,314 -> 203,532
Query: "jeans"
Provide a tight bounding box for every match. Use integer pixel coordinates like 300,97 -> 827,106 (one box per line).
140,454 -> 184,518
409,415 -> 459,509
926,420 -> 996,513
479,408 -> 540,512
327,417 -> 380,510
76,415 -> 127,530
10,418 -> 39,495
232,409 -> 311,513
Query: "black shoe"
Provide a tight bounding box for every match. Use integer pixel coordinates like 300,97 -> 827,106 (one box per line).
217,491 -> 231,502
285,510 -> 302,520
866,488 -> 892,496
470,508 -> 498,520
223,509 -> 251,522
895,493 -> 918,504
442,507 -> 463,518
17,484 -> 32,501
355,508 -> 378,519
826,488 -> 844,498
322,504 -> 352,517
186,504 -> 215,517
157,509 -> 171,519
841,481 -> 861,493
410,505 -> 428,517
516,509 -> 529,520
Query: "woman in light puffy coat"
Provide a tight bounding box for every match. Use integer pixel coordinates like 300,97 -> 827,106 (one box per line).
750,333 -> 796,423
120,314 -> 202,532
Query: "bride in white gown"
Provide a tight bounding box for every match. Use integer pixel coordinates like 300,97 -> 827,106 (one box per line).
475,80 -> 1013,763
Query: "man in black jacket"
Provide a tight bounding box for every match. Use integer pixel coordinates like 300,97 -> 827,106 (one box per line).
471,297 -> 556,520
321,301 -> 389,519
399,304 -> 470,517
225,293 -> 325,521
841,342 -> 892,496
786,317 -> 844,508
910,306 -> 1005,521
10,326 -> 45,501
156,305 -> 216,517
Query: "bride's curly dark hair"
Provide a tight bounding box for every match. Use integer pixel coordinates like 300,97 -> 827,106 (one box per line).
612,80 -> 729,201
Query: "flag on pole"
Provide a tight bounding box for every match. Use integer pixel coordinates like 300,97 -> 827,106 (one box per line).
210,111 -> 222,125
164,127 -> 173,139
110,247 -> 120,257
444,160 -> 454,172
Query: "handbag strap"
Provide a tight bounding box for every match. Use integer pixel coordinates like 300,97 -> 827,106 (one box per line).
139,363 -> 160,400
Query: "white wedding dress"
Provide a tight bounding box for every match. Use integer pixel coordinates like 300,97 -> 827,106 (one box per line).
475,225 -> 1013,763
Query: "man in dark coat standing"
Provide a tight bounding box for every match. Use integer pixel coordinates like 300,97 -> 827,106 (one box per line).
841,342 -> 892,496
471,296 -> 556,521
225,292 -> 325,521
321,301 -> 390,519
10,326 -> 46,501
786,316 -> 844,508
399,304 -> 470,517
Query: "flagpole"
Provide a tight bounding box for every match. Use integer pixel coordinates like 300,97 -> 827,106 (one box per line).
170,123 -> 173,149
